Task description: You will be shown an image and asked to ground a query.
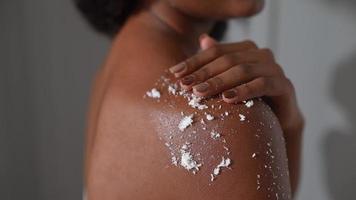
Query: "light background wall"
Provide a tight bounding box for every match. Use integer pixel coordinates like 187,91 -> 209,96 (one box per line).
1,0 -> 355,199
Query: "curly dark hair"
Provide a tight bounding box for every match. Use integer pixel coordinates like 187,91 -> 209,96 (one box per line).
75,0 -> 227,40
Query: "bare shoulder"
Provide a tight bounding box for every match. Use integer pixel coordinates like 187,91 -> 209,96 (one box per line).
89,63 -> 292,200
143,78 -> 292,200
88,15 -> 292,199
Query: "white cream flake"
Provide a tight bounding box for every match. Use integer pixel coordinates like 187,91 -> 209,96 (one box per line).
168,84 -> 177,95
178,90 -> 186,96
239,114 -> 246,121
171,156 -> 178,166
181,144 -> 189,150
205,113 -> 215,121
213,157 -> 231,175
244,100 -> 254,108
223,146 -> 231,155
210,157 -> 232,181
210,174 -> 215,182
188,94 -> 208,110
200,118 -> 206,125
146,88 -> 161,98
178,114 -> 194,131
210,131 -> 221,140
257,174 -> 261,190
252,153 -> 257,158
180,145 -> 201,173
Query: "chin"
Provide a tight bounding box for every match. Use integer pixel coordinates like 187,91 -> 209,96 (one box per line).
170,0 -> 265,20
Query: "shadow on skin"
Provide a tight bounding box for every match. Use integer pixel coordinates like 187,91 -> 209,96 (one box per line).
323,50 -> 356,200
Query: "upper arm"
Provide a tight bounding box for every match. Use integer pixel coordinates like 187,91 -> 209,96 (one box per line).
87,74 -> 292,200
147,79 -> 292,200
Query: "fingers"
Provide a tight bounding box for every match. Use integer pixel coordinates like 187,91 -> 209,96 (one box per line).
180,50 -> 278,90
179,53 -> 249,89
222,76 -> 292,103
190,64 -> 262,97
170,38 -> 288,105
169,40 -> 258,77
257,48 -> 276,64
199,34 -> 217,50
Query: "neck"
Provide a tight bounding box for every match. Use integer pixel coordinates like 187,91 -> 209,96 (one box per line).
148,1 -> 215,45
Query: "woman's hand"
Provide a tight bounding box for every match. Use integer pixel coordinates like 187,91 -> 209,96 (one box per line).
169,34 -> 304,133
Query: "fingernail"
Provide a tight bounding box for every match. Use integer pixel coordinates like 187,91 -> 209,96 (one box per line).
181,75 -> 195,85
223,90 -> 237,99
169,62 -> 186,74
194,82 -> 210,93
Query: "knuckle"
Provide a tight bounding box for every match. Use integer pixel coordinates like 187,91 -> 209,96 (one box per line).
231,66 -> 241,77
260,48 -> 274,59
259,77 -> 271,89
243,40 -> 258,49
238,64 -> 252,75
209,46 -> 222,57
231,64 -> 251,77
196,68 -> 210,81
272,63 -> 285,75
210,76 -> 224,90
220,54 -> 236,66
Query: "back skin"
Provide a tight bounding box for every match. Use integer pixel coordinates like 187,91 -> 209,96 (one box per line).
85,11 -> 292,200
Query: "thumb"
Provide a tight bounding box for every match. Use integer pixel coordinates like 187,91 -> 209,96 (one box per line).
199,33 -> 218,50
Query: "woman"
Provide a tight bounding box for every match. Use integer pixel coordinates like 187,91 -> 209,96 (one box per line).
76,0 -> 304,199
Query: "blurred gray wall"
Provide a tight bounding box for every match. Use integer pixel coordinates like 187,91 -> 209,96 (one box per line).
0,0 -> 109,199
1,0 -> 356,200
